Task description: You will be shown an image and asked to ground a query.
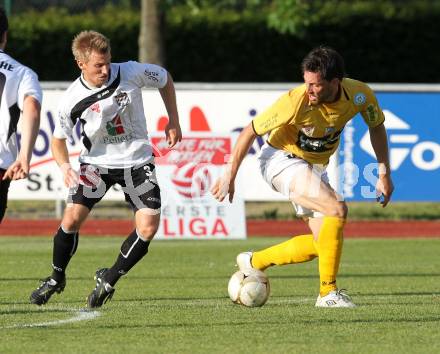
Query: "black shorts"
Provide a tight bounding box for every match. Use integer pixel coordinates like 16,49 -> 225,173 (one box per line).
68,162 -> 161,212
0,169 -> 11,223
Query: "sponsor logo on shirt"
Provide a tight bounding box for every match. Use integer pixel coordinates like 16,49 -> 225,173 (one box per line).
258,113 -> 279,132
97,89 -> 110,99
297,129 -> 342,153
103,114 -> 134,144
144,69 -> 160,82
366,104 -> 379,123
106,115 -> 125,136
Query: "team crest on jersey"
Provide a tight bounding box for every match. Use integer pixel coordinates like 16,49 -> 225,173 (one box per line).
300,125 -> 315,136
114,92 -> 129,107
354,92 -> 366,105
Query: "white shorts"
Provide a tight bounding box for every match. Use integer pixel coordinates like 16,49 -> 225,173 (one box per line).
257,143 -> 328,218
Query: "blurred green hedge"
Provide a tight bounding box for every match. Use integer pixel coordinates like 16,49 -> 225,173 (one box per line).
6,5 -> 440,82
8,7 -> 139,82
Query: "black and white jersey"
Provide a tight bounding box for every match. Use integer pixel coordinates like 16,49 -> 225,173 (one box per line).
0,51 -> 43,169
53,61 -> 168,169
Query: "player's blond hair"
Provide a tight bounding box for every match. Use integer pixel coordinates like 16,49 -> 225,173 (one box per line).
71,30 -> 111,62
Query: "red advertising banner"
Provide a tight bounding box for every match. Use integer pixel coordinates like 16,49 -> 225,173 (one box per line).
152,133 -> 246,239
151,136 -> 231,166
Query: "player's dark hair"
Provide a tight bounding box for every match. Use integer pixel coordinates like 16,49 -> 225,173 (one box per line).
0,7 -> 8,39
301,45 -> 345,81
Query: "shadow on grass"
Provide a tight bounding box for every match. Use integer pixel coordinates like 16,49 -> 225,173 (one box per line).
2,272 -> 439,283
114,296 -> 227,303
271,273 -> 440,279
0,303 -> 91,315
0,276 -> 93,282
0,308 -> 73,315
64,315 -> 440,331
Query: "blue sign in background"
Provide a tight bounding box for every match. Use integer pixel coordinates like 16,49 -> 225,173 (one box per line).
339,92 -> 440,201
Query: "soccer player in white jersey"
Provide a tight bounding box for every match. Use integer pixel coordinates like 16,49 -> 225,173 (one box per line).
0,8 -> 42,223
30,31 -> 182,308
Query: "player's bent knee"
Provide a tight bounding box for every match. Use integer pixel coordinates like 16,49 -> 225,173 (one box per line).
61,212 -> 87,231
135,208 -> 160,240
61,219 -> 82,232
61,214 -> 81,230
323,201 -> 347,218
62,205 -> 89,231
136,223 -> 159,240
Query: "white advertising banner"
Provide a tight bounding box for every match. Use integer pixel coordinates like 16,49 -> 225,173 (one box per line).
8,85 -> 338,203
151,134 -> 246,239
9,83 -> 439,203
9,86 -> 297,201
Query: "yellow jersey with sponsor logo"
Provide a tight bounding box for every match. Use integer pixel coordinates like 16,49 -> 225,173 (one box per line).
252,78 -> 384,164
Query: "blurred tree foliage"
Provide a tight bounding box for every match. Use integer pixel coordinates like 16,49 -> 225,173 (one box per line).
8,0 -> 137,13
5,1 -> 440,82
263,0 -> 440,36
8,5 -> 139,81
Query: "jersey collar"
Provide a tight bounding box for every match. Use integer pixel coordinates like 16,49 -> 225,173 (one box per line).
79,65 -> 115,90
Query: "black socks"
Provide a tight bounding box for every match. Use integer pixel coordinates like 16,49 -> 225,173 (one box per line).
104,229 -> 150,286
50,227 -> 149,287
51,227 -> 78,283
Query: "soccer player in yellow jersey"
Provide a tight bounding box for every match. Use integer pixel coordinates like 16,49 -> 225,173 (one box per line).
211,46 -> 394,307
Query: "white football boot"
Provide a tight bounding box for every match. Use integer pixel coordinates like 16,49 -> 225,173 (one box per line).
315,289 -> 356,308
236,251 -> 254,271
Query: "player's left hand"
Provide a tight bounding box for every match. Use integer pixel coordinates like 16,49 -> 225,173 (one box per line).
376,174 -> 394,207
3,159 -> 30,181
211,172 -> 235,203
165,122 -> 182,148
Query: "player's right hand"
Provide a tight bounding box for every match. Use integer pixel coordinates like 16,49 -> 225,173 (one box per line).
210,175 -> 235,203
60,163 -> 79,188
376,174 -> 394,208
165,122 -> 182,148
3,159 -> 30,181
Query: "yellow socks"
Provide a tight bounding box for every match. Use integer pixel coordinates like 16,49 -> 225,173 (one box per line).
248,217 -> 345,297
251,234 -> 318,271
317,216 -> 345,296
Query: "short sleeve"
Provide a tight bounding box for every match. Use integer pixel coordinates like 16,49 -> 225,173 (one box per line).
252,92 -> 296,136
123,61 -> 168,89
17,68 -> 42,110
360,86 -> 385,128
53,99 -> 74,139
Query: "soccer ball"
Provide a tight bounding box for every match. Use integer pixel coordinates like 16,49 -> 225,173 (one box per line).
228,269 -> 270,307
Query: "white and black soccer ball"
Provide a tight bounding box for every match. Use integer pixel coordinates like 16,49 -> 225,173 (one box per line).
228,269 -> 270,307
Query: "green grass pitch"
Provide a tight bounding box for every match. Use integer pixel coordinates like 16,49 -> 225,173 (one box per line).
1,236 -> 440,354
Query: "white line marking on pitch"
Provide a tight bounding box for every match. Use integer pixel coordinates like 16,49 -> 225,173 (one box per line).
3,310 -> 100,329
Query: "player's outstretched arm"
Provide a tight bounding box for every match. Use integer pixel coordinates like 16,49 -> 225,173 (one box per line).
211,123 -> 257,203
51,137 -> 78,188
159,72 -> 182,148
369,123 -> 394,207
3,95 -> 41,181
